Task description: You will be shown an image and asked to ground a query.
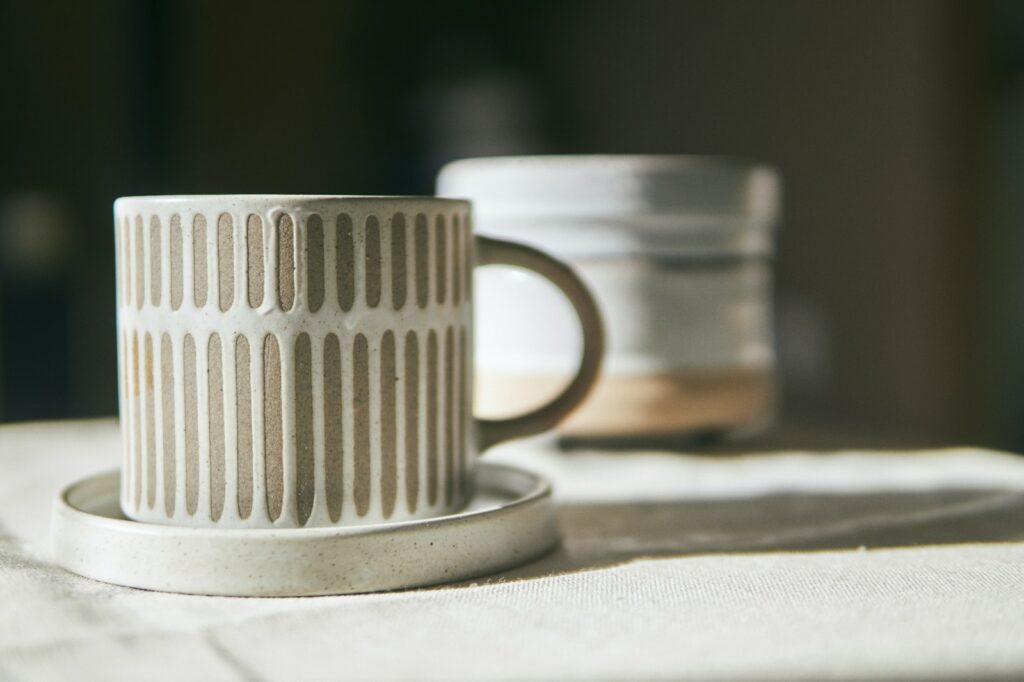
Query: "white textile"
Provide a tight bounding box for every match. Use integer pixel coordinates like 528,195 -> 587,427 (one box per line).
1,420 -> 1023,681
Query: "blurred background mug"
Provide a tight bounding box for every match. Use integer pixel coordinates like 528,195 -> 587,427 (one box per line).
439,156 -> 779,443
114,195 -> 602,529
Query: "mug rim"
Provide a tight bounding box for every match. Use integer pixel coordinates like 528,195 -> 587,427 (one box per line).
114,195 -> 471,211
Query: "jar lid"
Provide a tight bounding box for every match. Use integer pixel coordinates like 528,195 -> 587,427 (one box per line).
437,155 -> 780,258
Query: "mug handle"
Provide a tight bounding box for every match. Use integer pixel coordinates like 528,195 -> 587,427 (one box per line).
474,236 -> 604,451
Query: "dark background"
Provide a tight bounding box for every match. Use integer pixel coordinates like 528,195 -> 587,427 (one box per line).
1,0 -> 1021,450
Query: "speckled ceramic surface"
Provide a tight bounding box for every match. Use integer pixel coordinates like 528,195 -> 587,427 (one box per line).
113,195 -> 602,529
51,462 -> 559,597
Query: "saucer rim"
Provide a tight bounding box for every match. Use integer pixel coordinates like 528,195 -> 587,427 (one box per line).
51,462 -> 560,597
56,462 -> 550,536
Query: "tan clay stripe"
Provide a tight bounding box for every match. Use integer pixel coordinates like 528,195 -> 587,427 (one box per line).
264,334 -> 283,522
277,214 -> 295,312
365,215 -> 381,308
415,214 -> 429,309
336,213 -> 355,312
390,213 -> 407,310
306,214 -> 325,313
435,215 -> 447,305
443,326 -> 454,506
208,333 -> 225,522
403,331 -> 419,514
463,213 -> 472,301
235,335 -> 253,519
353,334 -> 371,516
131,332 -> 141,510
183,334 -> 199,515
120,330 -> 128,502
170,214 -> 183,311
119,217 -> 128,305
294,333 -> 315,526
452,213 -> 461,306
442,323 -> 454,503
323,333 -> 344,522
192,214 -> 207,308
149,216 -> 162,307
426,329 -> 438,507
144,333 -> 156,509
217,214 -> 234,312
451,326 -> 462,503
380,330 -> 397,519
459,326 -> 468,499
160,333 -> 176,518
246,215 -> 264,309
134,216 -> 145,310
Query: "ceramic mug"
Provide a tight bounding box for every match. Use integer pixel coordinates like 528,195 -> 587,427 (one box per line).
114,195 -> 602,528
439,156 -> 778,441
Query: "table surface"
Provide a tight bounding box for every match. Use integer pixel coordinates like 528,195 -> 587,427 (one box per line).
2,419 -> 1024,681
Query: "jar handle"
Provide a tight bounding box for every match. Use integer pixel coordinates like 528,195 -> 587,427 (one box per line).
473,236 -> 604,451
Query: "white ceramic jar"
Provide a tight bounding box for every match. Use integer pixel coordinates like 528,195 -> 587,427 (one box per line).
438,156 -> 780,440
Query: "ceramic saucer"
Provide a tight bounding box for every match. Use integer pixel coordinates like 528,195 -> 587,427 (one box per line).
51,463 -> 558,597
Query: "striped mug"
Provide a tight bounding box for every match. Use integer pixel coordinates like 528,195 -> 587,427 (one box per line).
114,195 -> 602,528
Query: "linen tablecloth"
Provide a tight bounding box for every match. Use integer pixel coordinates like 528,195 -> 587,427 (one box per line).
2,419 -> 1023,681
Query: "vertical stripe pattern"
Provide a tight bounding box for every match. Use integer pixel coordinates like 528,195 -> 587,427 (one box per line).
119,217 -> 129,306
170,215 -> 183,310
426,330 -> 439,507
336,213 -> 355,311
183,334 -> 199,515
294,333 -> 315,525
324,334 -> 344,522
415,214 -> 429,309
208,333 -> 226,521
404,331 -> 419,514
364,216 -> 382,308
192,215 -> 207,308
217,214 -> 234,312
444,326 -> 455,507
277,214 -> 295,312
130,332 -> 141,509
306,215 -> 325,313
391,213 -> 407,310
263,334 -> 283,522
116,205 -> 471,527
380,330 -> 397,518
246,215 -> 264,309
352,333 -> 371,517
144,333 -> 156,509
235,334 -> 254,519
160,333 -> 176,517
149,217 -> 162,307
